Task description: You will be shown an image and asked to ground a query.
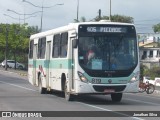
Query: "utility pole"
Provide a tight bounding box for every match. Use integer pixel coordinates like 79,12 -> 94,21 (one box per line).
109,0 -> 111,21
5,24 -> 9,71
76,0 -> 79,22
98,9 -> 101,20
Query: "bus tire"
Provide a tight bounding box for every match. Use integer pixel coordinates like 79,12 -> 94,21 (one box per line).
111,93 -> 122,102
38,75 -> 46,94
61,74 -> 66,92
64,81 -> 74,101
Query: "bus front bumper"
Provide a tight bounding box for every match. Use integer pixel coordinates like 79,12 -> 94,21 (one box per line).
75,80 -> 139,94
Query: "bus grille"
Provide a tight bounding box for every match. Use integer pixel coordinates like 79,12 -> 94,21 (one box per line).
93,85 -> 126,92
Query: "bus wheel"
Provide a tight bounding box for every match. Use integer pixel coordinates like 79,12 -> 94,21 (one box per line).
111,93 -> 122,102
64,81 -> 74,101
38,76 -> 46,94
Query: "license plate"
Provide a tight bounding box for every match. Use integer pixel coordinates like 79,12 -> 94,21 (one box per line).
104,89 -> 115,93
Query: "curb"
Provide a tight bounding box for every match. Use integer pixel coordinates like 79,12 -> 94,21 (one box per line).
19,73 -> 28,76
0,69 -> 27,77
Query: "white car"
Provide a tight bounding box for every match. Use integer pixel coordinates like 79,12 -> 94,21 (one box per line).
1,60 -> 25,69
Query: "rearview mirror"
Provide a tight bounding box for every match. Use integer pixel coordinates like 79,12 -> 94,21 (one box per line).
72,39 -> 78,48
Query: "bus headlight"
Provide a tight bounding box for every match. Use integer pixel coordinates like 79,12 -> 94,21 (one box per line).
129,72 -> 140,83
78,71 -> 88,83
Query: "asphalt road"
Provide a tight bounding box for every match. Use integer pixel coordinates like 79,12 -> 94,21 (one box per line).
0,70 -> 160,120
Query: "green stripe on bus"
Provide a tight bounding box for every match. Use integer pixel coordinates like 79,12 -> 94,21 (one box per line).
29,59 -> 72,69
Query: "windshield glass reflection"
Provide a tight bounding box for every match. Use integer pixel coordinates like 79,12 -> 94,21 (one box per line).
78,35 -> 137,71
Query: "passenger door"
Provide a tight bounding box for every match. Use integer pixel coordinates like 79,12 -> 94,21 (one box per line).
33,44 -> 38,85
71,38 -> 77,90
46,41 -> 51,89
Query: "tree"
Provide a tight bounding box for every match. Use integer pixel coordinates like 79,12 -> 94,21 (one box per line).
0,24 -> 7,51
111,14 -> 134,23
142,65 -> 160,80
94,16 -> 109,22
80,17 -> 86,22
74,16 -> 86,23
0,23 -> 40,67
94,14 -> 134,23
74,14 -> 134,23
153,23 -> 160,33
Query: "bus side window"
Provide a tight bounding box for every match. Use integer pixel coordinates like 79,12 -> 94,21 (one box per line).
60,32 -> 68,57
52,34 -> 61,58
41,37 -> 46,59
29,40 -> 34,59
38,37 -> 46,59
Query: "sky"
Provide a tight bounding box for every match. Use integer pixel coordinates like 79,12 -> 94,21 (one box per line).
0,0 -> 160,33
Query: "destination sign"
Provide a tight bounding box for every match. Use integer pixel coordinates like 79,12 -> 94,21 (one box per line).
86,27 -> 127,33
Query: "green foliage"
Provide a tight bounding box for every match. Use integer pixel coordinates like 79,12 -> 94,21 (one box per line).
111,14 -> 134,23
74,16 -> 86,23
94,16 -> 109,22
74,14 -> 134,23
141,64 -> 160,80
0,23 -> 40,65
86,14 -> 133,23
94,14 -> 134,23
140,64 -> 145,80
80,17 -> 86,22
153,23 -> 160,33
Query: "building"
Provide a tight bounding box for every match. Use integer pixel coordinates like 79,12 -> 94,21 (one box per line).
139,34 -> 160,69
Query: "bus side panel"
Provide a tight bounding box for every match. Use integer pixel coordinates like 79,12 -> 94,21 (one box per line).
50,59 -> 71,91
36,60 -> 47,88
28,43 -> 38,86
28,59 -> 34,85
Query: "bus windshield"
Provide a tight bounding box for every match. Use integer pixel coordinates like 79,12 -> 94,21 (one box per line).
78,25 -> 138,76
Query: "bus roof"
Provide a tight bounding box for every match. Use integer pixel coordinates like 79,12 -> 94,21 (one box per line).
30,21 -> 134,40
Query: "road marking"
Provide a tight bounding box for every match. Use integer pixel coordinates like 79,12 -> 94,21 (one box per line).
0,80 -> 37,92
77,102 -> 144,120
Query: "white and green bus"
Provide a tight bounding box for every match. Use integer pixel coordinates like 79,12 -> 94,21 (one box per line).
28,21 -> 140,102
